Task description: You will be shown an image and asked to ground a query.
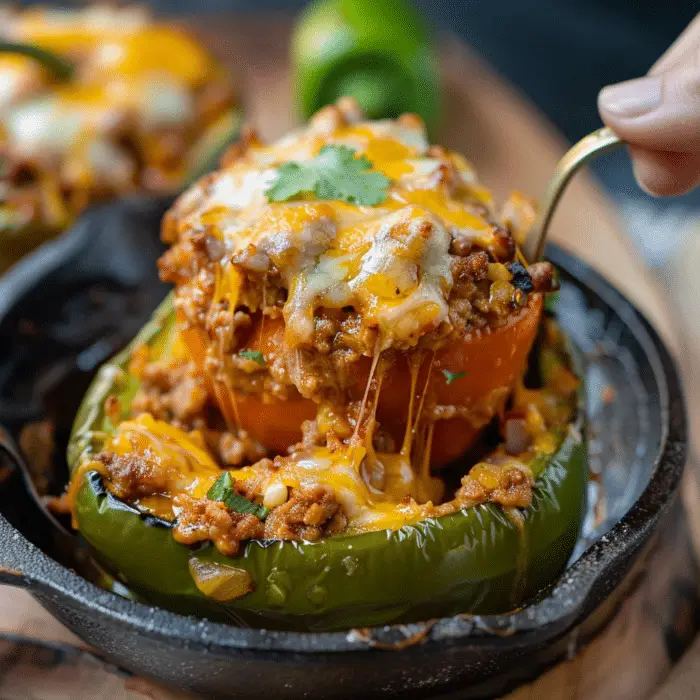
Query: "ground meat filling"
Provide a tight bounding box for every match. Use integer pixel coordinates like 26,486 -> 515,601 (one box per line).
97,445 -> 346,555
173,494 -> 264,556
263,486 -> 347,541
79,108 -> 574,558
97,450 -> 173,502
456,461 -> 535,510
173,486 -> 345,555
131,360 -> 209,428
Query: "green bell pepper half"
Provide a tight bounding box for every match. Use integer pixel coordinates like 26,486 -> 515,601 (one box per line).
292,0 -> 441,134
68,294 -> 588,632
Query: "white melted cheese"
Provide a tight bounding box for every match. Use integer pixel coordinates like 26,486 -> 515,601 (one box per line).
136,76 -> 194,128
0,59 -> 45,116
209,169 -> 278,212
7,97 -> 83,156
283,208 -> 453,348
173,113 -> 497,353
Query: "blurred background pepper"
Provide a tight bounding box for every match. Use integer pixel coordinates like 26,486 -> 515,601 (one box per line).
292,0 -> 440,134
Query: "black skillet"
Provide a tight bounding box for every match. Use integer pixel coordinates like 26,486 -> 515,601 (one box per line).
0,196 -> 687,699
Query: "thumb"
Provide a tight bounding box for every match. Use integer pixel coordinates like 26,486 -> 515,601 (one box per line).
598,60 -> 700,154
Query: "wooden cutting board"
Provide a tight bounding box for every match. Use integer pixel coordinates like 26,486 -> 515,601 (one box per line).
2,12 -> 698,700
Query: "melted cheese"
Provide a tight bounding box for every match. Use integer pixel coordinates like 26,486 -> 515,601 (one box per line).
77,108 -> 551,540
102,413 -> 444,532
1,6 -> 227,182
177,118 -> 507,351
8,6 -> 149,54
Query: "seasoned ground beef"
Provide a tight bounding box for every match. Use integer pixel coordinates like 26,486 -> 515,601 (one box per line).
131,360 -> 209,428
173,493 -> 264,556
213,429 -> 268,467
456,461 -> 535,510
98,450 -> 172,501
76,106 -> 573,557
263,486 -> 347,541
171,485 -> 346,556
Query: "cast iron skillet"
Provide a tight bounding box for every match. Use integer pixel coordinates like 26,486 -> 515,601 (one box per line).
0,197 -> 687,699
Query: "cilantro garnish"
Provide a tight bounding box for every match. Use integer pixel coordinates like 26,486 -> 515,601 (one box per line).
442,369 -> 468,385
239,350 -> 266,366
265,145 -> 391,206
207,473 -> 269,519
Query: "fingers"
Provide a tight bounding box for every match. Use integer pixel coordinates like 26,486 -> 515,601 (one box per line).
628,146 -> 700,197
598,16 -> 700,197
597,15 -> 700,197
598,63 -> 700,153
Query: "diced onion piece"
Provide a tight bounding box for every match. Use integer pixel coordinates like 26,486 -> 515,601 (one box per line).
188,558 -> 254,601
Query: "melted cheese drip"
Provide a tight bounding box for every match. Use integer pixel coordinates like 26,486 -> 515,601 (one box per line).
78,109 -> 548,536
159,110 -> 515,526
99,413 -> 444,532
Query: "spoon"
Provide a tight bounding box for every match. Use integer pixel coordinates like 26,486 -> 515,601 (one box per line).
522,126 -> 624,262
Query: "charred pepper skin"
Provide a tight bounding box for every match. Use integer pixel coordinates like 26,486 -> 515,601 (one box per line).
68,295 -> 588,632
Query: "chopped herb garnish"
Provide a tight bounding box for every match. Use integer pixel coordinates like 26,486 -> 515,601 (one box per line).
207,471 -> 234,501
507,261 -> 534,294
239,350 -> 265,366
265,145 -> 391,206
207,473 -> 269,519
442,369 -> 468,385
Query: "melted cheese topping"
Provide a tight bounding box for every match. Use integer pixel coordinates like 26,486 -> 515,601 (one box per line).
176,110 -> 502,350
100,413 -> 445,532
6,6 -> 150,55
153,106 -> 539,531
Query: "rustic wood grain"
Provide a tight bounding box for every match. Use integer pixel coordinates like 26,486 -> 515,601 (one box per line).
1,12 -> 696,700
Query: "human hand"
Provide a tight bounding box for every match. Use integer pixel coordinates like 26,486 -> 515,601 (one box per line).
598,14 -> 700,197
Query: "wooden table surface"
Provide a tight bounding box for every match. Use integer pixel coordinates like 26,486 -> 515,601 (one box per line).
2,12 -> 698,700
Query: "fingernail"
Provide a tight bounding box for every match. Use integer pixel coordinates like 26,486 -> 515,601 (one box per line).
599,76 -> 662,118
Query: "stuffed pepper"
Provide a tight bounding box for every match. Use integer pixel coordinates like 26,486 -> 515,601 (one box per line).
0,5 -> 240,270
65,97 -> 587,631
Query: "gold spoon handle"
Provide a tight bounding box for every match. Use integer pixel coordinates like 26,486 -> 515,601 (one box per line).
522,126 -> 624,262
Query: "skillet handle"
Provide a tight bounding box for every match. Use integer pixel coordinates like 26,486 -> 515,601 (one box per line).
0,511 -> 31,588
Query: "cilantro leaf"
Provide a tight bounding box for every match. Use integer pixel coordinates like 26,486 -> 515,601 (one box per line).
207,473 -> 269,519
207,472 -> 234,501
265,145 -> 391,206
442,369 -> 468,385
239,350 -> 265,366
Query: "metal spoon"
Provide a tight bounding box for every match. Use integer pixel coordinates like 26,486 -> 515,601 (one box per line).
522,126 -> 624,262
